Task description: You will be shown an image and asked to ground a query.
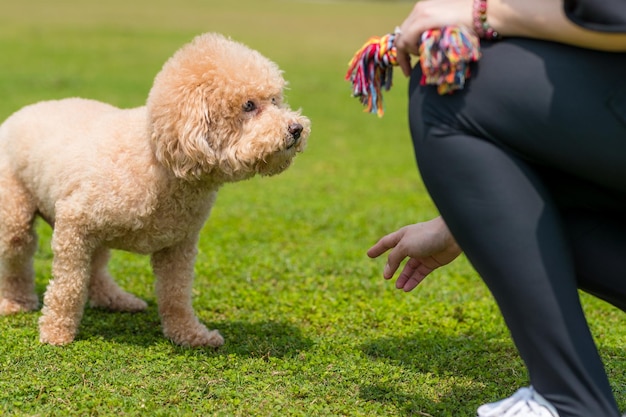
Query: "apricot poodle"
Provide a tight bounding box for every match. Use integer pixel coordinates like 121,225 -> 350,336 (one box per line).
0,33 -> 310,347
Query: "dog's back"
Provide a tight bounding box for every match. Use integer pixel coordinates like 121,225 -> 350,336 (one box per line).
1,97 -> 139,165
0,98 -> 155,223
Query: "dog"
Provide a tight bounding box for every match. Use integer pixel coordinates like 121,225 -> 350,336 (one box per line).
0,32 -> 310,347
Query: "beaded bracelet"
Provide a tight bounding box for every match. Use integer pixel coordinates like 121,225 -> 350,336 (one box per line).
472,0 -> 502,40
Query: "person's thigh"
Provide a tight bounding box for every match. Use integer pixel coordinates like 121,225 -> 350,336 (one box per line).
412,38 -> 626,197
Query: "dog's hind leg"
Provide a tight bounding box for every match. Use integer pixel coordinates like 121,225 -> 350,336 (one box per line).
0,171 -> 39,315
152,238 -> 224,348
88,247 -> 148,312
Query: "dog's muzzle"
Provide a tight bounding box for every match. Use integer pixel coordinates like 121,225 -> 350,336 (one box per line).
287,123 -> 303,149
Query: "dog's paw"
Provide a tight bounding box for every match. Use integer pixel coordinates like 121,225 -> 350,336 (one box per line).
165,323 -> 225,348
39,332 -> 75,346
0,296 -> 39,315
38,315 -> 77,346
89,291 -> 148,312
204,329 -> 225,347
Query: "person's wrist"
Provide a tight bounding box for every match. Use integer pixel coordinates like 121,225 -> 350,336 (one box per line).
473,0 -> 502,40
434,217 -> 462,255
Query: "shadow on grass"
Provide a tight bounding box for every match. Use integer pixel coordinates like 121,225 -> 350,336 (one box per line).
77,304 -> 313,358
209,319 -> 314,358
77,303 -> 164,346
360,330 -> 524,417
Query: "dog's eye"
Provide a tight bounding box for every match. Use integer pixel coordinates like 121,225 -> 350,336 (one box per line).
242,100 -> 256,112
271,97 -> 277,106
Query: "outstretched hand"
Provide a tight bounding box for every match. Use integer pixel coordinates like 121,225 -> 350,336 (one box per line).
367,217 -> 462,291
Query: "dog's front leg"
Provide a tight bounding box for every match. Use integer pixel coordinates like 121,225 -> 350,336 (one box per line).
39,222 -> 95,345
151,238 -> 224,348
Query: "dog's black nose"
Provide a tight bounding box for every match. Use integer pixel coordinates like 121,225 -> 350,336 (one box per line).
288,123 -> 303,140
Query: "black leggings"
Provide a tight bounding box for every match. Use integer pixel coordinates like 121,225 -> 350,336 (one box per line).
409,38 -> 626,417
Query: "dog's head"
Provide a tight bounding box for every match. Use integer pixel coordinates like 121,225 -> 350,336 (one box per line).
147,32 -> 310,182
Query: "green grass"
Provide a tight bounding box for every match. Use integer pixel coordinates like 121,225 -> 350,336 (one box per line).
1,1 -> 625,416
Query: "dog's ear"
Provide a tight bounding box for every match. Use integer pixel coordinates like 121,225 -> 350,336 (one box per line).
147,84 -> 218,180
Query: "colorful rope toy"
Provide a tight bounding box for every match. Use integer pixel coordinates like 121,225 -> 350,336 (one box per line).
345,26 -> 481,117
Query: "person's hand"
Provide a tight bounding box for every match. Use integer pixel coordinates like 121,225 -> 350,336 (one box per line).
395,0 -> 474,76
367,217 -> 462,291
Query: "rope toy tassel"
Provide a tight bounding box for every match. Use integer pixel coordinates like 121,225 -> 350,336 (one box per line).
345,33 -> 397,117
419,26 -> 481,95
345,26 -> 481,116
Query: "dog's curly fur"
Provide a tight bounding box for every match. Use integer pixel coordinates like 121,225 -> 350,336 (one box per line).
0,33 -> 310,347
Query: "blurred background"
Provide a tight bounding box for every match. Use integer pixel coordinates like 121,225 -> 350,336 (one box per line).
7,2 -> 622,417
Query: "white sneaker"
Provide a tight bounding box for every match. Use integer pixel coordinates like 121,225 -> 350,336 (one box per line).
477,386 -> 559,417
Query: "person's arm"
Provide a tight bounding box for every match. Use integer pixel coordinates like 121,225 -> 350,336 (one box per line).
395,0 -> 626,76
489,0 -> 626,51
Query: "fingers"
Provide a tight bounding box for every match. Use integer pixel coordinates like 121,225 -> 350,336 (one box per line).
394,263 -> 415,289
393,4 -> 425,77
367,229 -> 408,280
396,51 -> 413,77
366,229 -> 402,259
383,262 -> 397,280
397,275 -> 422,292
384,243 -> 410,280
395,258 -> 428,292
393,24 -> 413,77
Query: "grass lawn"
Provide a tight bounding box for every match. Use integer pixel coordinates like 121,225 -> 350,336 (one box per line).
1,1 -> 624,416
